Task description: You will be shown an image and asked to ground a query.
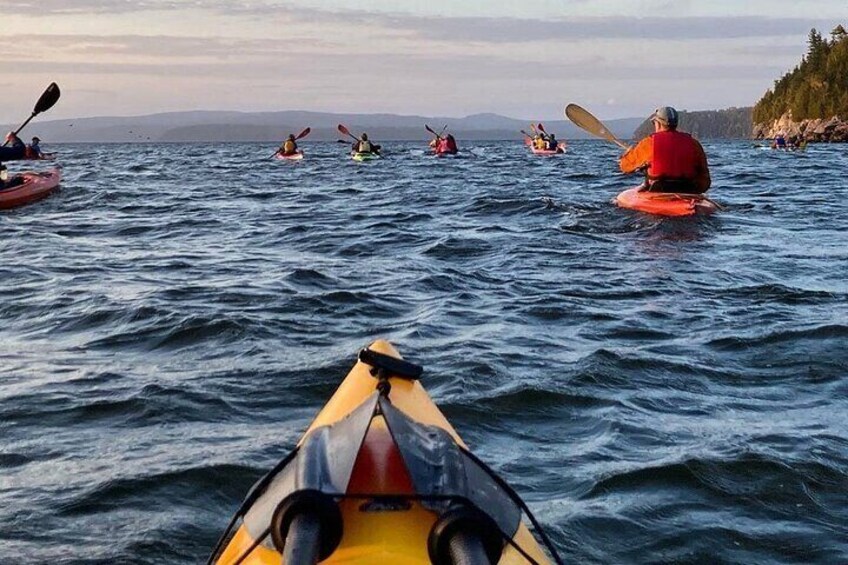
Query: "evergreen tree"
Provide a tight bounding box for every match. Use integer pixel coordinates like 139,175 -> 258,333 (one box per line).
754,25 -> 848,122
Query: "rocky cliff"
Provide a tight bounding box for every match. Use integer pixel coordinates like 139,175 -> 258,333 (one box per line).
752,111 -> 848,142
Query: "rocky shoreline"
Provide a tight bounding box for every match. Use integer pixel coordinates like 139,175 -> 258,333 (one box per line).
753,112 -> 848,142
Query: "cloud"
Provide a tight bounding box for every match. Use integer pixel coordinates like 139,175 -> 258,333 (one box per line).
5,34 -> 338,59
2,3 -> 820,119
3,0 -> 834,43
0,38 -> 787,82
361,14 -> 827,43
1,0 -> 184,14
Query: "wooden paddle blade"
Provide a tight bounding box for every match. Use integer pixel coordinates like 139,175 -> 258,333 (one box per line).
34,82 -> 60,114
565,104 -> 606,136
296,127 -> 311,140
337,123 -> 360,141
565,103 -> 629,149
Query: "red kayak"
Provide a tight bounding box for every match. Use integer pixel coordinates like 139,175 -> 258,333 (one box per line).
0,168 -> 62,210
275,151 -> 304,161
530,143 -> 566,155
615,187 -> 719,217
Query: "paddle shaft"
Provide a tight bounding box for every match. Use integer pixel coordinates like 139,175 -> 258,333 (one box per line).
3,113 -> 37,147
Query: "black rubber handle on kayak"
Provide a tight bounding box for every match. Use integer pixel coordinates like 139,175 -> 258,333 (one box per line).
428,506 -> 502,565
282,512 -> 322,565
447,530 -> 493,565
271,491 -> 343,564
358,347 -> 423,380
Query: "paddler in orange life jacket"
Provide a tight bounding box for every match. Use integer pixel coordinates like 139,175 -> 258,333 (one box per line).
279,134 -> 298,156
619,106 -> 711,194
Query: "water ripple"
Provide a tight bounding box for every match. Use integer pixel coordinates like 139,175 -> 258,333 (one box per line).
1,140 -> 846,563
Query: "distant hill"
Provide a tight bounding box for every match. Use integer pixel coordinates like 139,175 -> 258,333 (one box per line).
2,110 -> 643,143
632,107 -> 754,140
754,25 -> 848,123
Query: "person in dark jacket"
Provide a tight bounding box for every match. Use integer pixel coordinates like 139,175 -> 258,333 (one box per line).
0,131 -> 26,161
0,132 -> 26,188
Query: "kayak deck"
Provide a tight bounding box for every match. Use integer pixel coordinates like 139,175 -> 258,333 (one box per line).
0,168 -> 62,210
209,341 -> 558,565
530,143 -> 566,155
615,187 -> 718,217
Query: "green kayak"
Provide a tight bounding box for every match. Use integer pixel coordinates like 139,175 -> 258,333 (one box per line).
351,152 -> 380,162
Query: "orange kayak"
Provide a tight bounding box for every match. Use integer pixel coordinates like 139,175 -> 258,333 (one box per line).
615,187 -> 718,217
0,168 -> 62,210
208,341 -> 561,565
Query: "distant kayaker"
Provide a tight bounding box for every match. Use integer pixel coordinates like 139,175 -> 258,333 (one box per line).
432,134 -> 458,154
619,106 -> 711,194
534,135 -> 547,150
546,133 -> 561,152
443,134 -> 458,153
352,133 -> 380,155
279,134 -> 298,156
773,134 -> 787,150
27,136 -> 44,159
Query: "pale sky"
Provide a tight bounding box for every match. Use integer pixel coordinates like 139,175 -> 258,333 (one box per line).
2,1 -> 845,122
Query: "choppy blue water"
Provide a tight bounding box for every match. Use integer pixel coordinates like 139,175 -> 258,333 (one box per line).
1,140 -> 847,564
